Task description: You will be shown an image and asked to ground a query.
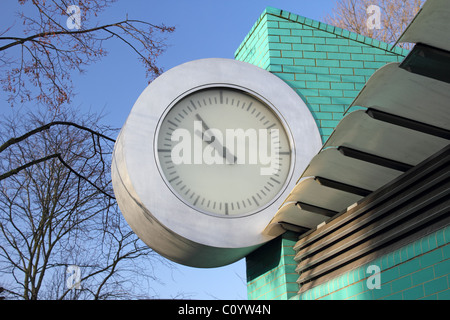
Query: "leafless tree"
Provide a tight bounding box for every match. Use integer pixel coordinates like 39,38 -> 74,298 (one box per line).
0,0 -> 174,110
325,0 -> 424,49
0,1 -> 177,300
0,107 -> 172,300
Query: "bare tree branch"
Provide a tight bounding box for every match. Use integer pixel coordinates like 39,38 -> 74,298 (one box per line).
0,19 -> 168,52
0,106 -> 171,300
0,153 -> 60,181
325,0 -> 424,49
56,154 -> 115,200
0,121 -> 115,154
0,1 -> 175,109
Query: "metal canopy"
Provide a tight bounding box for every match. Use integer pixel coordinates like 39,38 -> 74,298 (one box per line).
350,63 -> 450,130
264,202 -> 330,237
264,1 -> 450,236
284,177 -> 362,213
301,147 -> 402,192
325,110 -> 449,167
397,0 -> 450,52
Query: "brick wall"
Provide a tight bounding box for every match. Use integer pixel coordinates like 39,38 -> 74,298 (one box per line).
292,225 -> 450,300
246,232 -> 298,300
235,7 -> 412,300
235,7 -> 408,143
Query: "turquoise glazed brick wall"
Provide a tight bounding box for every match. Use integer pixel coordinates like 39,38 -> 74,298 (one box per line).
234,11 -> 271,70
292,225 -> 450,300
235,7 -> 409,143
246,232 -> 298,300
235,7 -> 411,301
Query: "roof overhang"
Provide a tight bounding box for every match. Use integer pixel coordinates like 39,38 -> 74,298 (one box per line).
264,0 -> 450,237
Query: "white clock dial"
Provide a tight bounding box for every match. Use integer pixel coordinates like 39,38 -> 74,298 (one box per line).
156,87 -> 292,217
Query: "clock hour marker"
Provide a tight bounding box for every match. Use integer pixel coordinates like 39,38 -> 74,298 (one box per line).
167,120 -> 178,127
193,195 -> 200,206
270,177 -> 280,184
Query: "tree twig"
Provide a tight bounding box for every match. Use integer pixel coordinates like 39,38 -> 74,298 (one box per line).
0,121 -> 115,154
0,153 -> 116,199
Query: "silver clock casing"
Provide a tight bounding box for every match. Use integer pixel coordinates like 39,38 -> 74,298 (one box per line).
111,58 -> 322,268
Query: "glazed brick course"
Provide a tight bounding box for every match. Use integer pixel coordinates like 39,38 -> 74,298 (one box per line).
235,7 -> 408,143
246,232 -> 298,300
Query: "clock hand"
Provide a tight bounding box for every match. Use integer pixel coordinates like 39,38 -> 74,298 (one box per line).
195,129 -> 215,144
194,129 -> 238,164
195,114 -> 237,164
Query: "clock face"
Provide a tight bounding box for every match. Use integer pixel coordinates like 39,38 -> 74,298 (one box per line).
156,87 -> 292,217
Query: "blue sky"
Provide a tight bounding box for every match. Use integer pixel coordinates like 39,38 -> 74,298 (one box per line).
1,0 -> 337,299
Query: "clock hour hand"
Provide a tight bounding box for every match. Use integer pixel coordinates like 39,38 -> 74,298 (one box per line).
195,114 -> 237,164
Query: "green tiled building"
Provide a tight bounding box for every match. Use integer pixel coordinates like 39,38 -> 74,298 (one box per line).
235,7 -> 449,300
235,7 -> 408,144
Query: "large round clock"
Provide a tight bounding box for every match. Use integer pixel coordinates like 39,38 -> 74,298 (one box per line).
156,86 -> 292,217
111,58 -> 322,267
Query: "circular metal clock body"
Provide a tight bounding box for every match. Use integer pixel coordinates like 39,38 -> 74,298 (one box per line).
111,58 -> 322,267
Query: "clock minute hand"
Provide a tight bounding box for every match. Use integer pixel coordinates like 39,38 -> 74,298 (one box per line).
195,114 -> 237,164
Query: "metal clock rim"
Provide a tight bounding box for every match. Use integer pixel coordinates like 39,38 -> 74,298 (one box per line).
112,58 -> 322,254
152,83 -> 296,219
